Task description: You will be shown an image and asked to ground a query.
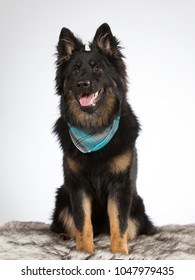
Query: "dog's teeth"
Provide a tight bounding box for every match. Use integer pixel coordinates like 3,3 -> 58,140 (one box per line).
94,92 -> 98,98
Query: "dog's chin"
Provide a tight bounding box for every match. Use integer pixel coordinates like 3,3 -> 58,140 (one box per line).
77,88 -> 104,113
79,105 -> 96,113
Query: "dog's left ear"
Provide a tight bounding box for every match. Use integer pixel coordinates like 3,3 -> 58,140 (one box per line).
91,23 -> 121,57
91,23 -> 128,93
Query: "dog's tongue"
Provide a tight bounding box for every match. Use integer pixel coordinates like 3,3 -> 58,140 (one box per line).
79,93 -> 95,107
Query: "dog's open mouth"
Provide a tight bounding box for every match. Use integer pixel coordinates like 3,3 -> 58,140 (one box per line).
78,89 -> 104,107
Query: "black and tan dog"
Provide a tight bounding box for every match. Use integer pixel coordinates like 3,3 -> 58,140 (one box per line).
51,23 -> 156,254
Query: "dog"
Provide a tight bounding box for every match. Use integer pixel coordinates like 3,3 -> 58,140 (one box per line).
51,23 -> 156,255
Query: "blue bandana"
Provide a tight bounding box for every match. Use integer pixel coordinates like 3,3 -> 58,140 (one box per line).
68,116 -> 120,153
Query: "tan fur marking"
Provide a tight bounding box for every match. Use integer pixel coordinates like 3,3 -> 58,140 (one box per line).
127,218 -> 138,240
58,208 -> 76,238
107,199 -> 128,254
67,156 -> 81,173
109,150 -> 132,174
76,195 -> 94,253
90,60 -> 96,66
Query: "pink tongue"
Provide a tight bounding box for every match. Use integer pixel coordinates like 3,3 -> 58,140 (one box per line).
79,93 -> 94,107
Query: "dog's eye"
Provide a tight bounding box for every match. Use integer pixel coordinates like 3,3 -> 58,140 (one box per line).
73,67 -> 80,74
93,65 -> 102,73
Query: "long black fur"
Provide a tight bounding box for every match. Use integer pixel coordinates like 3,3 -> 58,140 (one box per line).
51,23 -> 156,254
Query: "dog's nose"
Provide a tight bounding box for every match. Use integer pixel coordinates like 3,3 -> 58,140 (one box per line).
77,80 -> 91,89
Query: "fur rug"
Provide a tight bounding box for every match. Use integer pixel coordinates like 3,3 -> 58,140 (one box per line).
0,221 -> 195,260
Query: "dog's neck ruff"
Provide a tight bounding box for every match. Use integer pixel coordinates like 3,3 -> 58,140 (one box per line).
68,116 -> 120,153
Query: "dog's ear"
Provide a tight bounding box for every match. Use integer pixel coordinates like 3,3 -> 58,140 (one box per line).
57,27 -> 84,62
91,23 -> 128,93
91,23 -> 121,57
55,28 -> 84,95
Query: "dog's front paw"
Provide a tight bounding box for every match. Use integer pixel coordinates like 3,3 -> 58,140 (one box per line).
76,241 -> 94,253
76,231 -> 94,253
110,235 -> 128,255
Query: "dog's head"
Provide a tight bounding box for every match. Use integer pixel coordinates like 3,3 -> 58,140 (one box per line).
56,23 -> 128,129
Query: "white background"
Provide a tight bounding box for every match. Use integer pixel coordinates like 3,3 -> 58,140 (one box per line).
0,0 -> 194,226
0,260 -> 195,279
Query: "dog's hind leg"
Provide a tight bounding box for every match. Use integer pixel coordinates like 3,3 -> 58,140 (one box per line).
51,186 -> 76,239
130,194 -> 157,236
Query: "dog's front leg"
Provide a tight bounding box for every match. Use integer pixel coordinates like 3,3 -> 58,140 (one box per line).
70,190 -> 94,253
107,184 -> 131,255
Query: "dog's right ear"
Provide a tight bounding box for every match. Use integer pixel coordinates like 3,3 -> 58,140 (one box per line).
57,28 -> 84,63
55,28 -> 84,95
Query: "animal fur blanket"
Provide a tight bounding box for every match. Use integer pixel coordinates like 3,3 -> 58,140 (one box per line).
0,221 -> 194,260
